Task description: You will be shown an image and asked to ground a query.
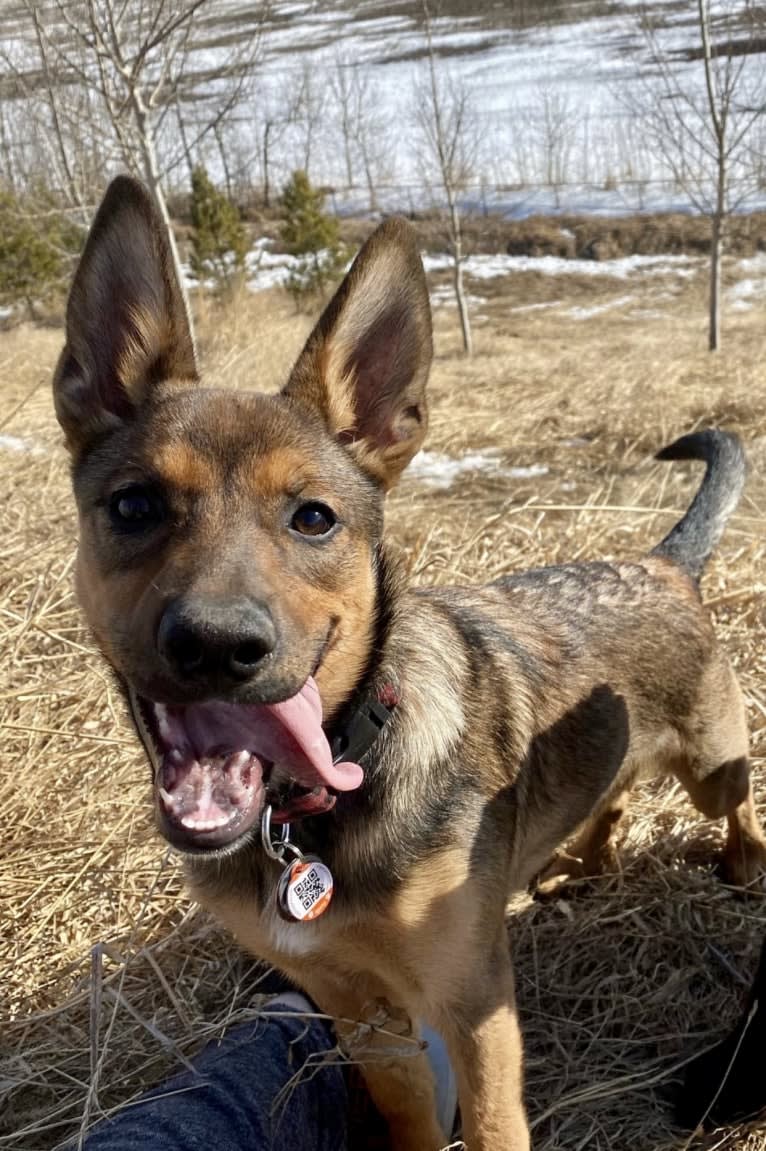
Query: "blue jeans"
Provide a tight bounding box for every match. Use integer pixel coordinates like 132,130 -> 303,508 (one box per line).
82,1009 -> 352,1151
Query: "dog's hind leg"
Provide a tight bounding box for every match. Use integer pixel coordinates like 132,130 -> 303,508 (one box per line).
722,786 -> 766,887
674,663 -> 766,887
679,753 -> 766,886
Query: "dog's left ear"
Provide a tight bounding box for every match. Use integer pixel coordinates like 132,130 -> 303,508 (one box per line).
284,217 -> 432,489
53,175 -> 197,455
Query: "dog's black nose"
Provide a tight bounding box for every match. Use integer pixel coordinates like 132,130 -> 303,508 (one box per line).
158,598 -> 276,682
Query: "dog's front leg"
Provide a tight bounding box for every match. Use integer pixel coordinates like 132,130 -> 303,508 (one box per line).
439,931 -> 530,1151
299,971 -> 447,1151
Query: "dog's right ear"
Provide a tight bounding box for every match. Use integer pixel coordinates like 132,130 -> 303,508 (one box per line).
53,176 -> 197,455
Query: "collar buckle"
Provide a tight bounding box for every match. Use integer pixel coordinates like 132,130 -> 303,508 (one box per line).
330,697 -> 393,765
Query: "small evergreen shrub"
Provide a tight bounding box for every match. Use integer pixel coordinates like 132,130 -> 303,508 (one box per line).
280,170 -> 346,305
0,187 -> 81,318
189,166 -> 249,288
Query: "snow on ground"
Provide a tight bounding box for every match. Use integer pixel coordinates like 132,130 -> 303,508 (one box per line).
184,0 -> 766,217
568,293 -> 635,319
0,434 -> 45,455
5,2 -> 766,219
407,448 -> 549,489
423,252 -> 699,281
509,300 -> 562,314
726,253 -> 766,312
429,283 -> 486,309
182,239 -> 345,294
182,241 -> 765,337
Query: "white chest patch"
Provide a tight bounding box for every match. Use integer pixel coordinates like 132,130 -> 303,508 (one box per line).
263,909 -> 320,958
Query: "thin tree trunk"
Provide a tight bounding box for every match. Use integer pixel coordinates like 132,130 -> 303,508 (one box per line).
262,121 -> 272,208
30,4 -> 85,214
174,94 -> 195,186
709,145 -> 727,352
709,210 -> 723,353
699,0 -> 725,353
343,130 -> 353,190
449,197 -> 472,356
214,122 -> 233,201
361,150 -> 378,212
131,91 -> 186,295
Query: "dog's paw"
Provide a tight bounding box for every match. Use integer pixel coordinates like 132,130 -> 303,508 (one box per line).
534,842 -> 621,899
533,852 -> 589,899
719,835 -> 766,889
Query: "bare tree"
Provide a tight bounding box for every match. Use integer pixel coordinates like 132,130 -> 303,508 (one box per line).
293,60 -> 325,181
330,52 -> 357,190
329,53 -> 390,209
636,0 -> 766,350
534,85 -> 577,208
247,74 -> 305,208
353,76 -> 392,213
14,0 -> 261,282
413,6 -> 477,356
0,29 -> 110,219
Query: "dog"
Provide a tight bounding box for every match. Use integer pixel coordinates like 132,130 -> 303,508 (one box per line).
54,175 -> 766,1150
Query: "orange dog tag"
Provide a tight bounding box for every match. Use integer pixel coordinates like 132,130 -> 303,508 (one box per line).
277,856 -> 334,921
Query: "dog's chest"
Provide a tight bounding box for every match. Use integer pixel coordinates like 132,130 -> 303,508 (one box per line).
194,874 -> 324,963
262,912 -> 322,958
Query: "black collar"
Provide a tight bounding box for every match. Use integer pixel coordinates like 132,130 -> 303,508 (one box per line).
330,694 -> 394,765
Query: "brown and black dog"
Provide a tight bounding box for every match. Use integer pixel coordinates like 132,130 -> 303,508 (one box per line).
54,176 -> 766,1150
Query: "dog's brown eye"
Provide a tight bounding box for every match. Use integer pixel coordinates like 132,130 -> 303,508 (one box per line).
291,502 -> 336,537
109,485 -> 164,532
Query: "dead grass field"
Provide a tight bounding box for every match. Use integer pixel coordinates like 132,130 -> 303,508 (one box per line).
2,248 -> 766,1150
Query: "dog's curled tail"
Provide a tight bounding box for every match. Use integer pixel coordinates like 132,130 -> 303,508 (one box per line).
651,429 -> 746,583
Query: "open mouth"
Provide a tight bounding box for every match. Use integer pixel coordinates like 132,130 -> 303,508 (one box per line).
128,677 -> 364,853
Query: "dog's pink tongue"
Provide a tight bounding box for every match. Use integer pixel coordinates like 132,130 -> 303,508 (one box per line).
263,677 -> 364,791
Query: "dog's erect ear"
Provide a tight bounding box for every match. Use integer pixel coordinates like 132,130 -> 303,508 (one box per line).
53,175 -> 197,454
283,218 -> 432,489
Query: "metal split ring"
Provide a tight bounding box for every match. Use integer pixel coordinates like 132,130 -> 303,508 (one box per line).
260,804 -> 303,864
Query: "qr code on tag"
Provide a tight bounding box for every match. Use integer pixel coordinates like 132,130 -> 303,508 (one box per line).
294,866 -> 326,911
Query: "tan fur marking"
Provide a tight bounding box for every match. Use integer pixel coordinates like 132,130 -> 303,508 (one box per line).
239,445 -> 326,500
154,441 -> 216,492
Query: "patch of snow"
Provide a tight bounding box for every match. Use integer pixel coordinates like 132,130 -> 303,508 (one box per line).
424,252 -> 699,282
429,284 -> 486,308
628,307 -> 667,320
508,464 -> 551,479
182,239 -> 349,295
509,300 -> 562,314
560,437 -> 592,448
727,256 -> 766,312
0,433 -> 45,455
568,293 -> 635,319
407,449 -> 548,489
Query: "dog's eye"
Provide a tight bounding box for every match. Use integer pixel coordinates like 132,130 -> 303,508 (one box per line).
109,485 -> 164,532
291,502 -> 336,537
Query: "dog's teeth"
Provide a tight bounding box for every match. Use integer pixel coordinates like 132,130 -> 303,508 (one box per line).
180,814 -> 230,831
157,716 -> 173,742
168,748 -> 183,763
158,786 -> 177,810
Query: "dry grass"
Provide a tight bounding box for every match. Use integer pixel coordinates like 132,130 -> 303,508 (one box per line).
2,255 -> 766,1150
